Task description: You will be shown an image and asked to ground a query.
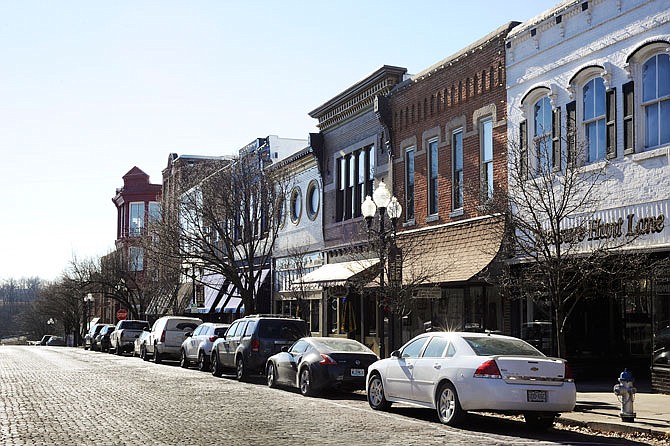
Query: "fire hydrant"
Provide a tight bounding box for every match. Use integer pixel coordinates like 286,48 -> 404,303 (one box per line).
613,368 -> 636,422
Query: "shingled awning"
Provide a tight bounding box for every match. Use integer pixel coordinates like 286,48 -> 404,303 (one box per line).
396,215 -> 505,285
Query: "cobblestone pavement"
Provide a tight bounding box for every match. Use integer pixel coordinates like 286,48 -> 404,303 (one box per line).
0,346 -> 656,446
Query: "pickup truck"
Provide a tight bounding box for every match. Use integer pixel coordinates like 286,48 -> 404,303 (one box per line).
109,319 -> 150,355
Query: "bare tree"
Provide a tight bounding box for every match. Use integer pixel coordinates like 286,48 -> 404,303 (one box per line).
148,155 -> 287,316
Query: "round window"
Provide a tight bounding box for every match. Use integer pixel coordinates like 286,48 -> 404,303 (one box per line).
290,187 -> 302,223
277,195 -> 286,228
306,180 -> 320,220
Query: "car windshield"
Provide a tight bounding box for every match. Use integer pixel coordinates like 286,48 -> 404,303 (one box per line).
463,336 -> 543,357
121,321 -> 149,330
258,321 -> 306,341
313,338 -> 373,353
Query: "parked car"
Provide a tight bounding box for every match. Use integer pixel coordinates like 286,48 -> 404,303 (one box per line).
266,337 -> 378,396
366,331 -> 576,429
45,336 -> 66,346
210,314 -> 308,381
84,324 -> 106,351
95,325 -> 116,353
144,316 -> 203,364
109,319 -> 151,355
39,335 -> 54,346
134,330 -> 151,358
180,322 -> 229,371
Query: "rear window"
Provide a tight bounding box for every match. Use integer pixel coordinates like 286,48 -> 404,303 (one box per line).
258,320 -> 306,341
166,319 -> 201,331
313,338 -> 372,353
121,321 -> 150,330
463,336 -> 543,357
214,327 -> 228,336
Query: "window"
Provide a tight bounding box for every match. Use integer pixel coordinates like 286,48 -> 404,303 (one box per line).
405,146 -> 415,220
422,337 -> 448,358
148,202 -> 161,222
481,119 -> 493,200
428,138 -> 439,215
129,246 -> 143,271
533,96 -> 553,172
306,180 -> 320,220
290,187 -> 302,223
129,202 -> 144,236
452,130 -> 463,210
335,146 -> 374,222
583,77 -> 607,162
642,53 -> 670,148
401,337 -> 427,358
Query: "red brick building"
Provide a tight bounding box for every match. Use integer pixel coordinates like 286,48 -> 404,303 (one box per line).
387,23 -> 517,342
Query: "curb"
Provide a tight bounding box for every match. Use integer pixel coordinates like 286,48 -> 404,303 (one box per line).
558,416 -> 670,439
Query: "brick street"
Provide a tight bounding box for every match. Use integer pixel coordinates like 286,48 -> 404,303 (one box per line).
0,346 -> 653,446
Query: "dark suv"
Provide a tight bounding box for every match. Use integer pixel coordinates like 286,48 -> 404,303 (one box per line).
210,314 -> 308,381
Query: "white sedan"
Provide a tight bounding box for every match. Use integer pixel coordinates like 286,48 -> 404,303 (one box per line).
366,332 -> 576,429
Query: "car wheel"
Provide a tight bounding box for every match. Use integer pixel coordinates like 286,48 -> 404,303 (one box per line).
436,382 -> 465,426
266,362 -> 277,388
211,353 -> 223,377
524,413 -> 557,430
84,345 -> 89,351
236,357 -> 247,381
367,374 -> 391,410
197,351 -> 208,372
116,345 -> 123,356
153,348 -> 161,364
299,367 -> 315,397
180,350 -> 189,368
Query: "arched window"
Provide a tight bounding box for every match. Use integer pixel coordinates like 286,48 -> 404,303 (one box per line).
642,53 -> 670,148
290,187 -> 302,224
306,180 -> 320,220
534,96 -> 553,172
583,77 -> 607,162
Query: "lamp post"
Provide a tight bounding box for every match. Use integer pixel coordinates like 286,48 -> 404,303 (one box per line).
83,293 -> 94,344
361,180 -> 402,359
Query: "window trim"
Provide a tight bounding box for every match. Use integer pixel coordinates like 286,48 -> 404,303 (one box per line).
480,117 -> 494,202
427,137 -> 439,216
451,128 -> 464,211
306,180 -> 320,221
290,187 -> 302,224
404,145 -> 415,222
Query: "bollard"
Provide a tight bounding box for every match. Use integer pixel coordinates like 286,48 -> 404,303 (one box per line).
613,368 -> 636,422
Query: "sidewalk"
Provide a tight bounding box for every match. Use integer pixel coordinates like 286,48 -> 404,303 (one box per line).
558,380 -> 670,439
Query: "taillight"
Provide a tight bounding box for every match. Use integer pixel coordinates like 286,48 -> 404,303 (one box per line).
564,362 -> 574,382
474,359 -> 502,379
208,335 -> 218,342
160,330 -> 165,343
319,354 -> 337,365
251,338 -> 260,352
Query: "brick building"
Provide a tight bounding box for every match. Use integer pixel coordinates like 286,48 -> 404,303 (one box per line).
387,24 -> 518,345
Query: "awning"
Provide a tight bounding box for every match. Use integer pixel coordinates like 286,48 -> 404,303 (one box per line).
200,274 -> 229,313
295,258 -> 380,287
214,268 -> 270,314
396,215 -> 504,285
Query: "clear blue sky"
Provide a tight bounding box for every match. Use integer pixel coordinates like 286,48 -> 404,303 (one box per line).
0,1 -> 559,281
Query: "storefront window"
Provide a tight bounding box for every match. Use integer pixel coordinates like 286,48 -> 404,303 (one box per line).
653,277 -> 670,368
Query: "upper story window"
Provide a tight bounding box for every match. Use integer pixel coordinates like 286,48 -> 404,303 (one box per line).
452,130 -> 463,210
129,246 -> 144,272
335,145 -> 374,222
148,202 -> 161,223
582,77 -> 607,162
642,53 -> 670,149
534,96 -> 553,173
480,118 -> 493,201
428,138 -> 439,215
129,202 -> 145,237
306,180 -> 320,221
290,187 -> 302,224
519,86 -> 561,177
405,146 -> 415,221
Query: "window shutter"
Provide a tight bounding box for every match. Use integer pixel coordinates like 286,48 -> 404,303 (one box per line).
519,120 -> 528,179
552,107 -> 561,170
623,81 -> 634,155
606,88 -> 616,159
566,101 -> 577,165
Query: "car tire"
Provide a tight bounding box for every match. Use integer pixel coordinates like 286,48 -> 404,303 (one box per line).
524,413 -> 557,430
197,351 -> 208,372
236,357 -> 247,382
84,345 -> 89,351
436,382 -> 465,426
367,374 -> 391,410
140,346 -> 148,361
153,347 -> 161,364
116,345 -> 123,356
266,362 -> 277,388
180,350 -> 189,368
211,352 -> 223,377
299,367 -> 315,397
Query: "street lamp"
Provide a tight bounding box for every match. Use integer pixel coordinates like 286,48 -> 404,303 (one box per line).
83,293 -> 94,343
361,180 -> 402,359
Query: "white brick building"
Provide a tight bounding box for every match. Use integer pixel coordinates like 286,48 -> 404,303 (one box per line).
506,0 -> 670,390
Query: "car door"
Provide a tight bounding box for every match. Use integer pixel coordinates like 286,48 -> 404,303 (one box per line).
222,321 -> 247,367
187,325 -> 204,359
278,340 -> 309,385
384,336 -> 428,400
411,336 -> 453,404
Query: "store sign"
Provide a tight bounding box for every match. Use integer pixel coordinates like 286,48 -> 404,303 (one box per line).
413,287 -> 441,299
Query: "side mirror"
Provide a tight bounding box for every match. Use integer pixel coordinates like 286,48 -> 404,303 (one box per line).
391,350 -> 401,358
143,326 -> 150,332
185,331 -> 193,338
281,346 -> 289,352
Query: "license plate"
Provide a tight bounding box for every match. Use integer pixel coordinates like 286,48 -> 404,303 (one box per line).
527,390 -> 547,402
350,368 -> 365,377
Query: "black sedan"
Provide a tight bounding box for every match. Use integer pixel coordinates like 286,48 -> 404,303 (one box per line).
265,337 -> 378,397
